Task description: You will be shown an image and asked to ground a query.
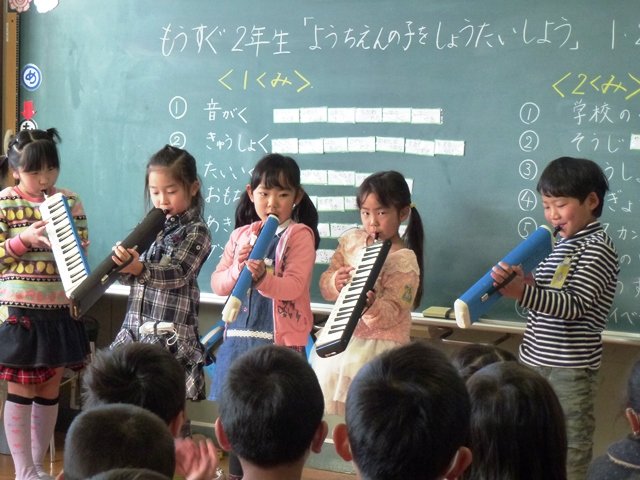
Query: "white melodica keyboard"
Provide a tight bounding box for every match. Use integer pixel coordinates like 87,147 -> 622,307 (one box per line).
39,192 -> 90,298
315,239 -> 392,358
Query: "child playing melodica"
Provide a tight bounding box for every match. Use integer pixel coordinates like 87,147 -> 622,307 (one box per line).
110,145 -> 212,401
491,156 -> 619,480
0,128 -> 91,480
310,170 -> 425,416
210,153 -> 320,480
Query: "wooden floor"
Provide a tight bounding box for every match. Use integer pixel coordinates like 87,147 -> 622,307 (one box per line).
0,432 -> 65,480
0,433 -> 355,480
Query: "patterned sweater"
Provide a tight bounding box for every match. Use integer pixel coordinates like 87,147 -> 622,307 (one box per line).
0,186 -> 88,309
519,221 -> 619,370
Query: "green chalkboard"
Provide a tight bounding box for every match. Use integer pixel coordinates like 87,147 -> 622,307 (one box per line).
16,0 -> 640,333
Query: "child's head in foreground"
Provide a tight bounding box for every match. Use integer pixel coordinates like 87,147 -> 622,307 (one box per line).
465,361 -> 567,480
82,343 -> 187,435
334,341 -> 472,480
215,344 -> 327,469
62,403 -> 176,480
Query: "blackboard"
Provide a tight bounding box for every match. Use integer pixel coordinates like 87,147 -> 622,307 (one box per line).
15,0 -> 640,333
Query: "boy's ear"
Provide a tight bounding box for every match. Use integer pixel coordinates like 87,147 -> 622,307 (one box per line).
168,409 -> 186,438
332,423 -> 352,461
585,191 -> 600,213
214,417 -> 232,452
310,420 -> 329,454
443,446 -> 472,480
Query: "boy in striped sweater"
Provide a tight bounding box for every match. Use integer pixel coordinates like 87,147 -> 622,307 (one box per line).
491,156 -> 619,480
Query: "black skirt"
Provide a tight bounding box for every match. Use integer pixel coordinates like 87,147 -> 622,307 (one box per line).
0,307 -> 90,383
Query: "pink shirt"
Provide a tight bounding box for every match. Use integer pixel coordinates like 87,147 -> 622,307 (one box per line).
211,220 -> 316,346
319,229 -> 420,344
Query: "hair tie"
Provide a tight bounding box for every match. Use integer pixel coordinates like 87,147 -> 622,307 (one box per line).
410,202 -> 416,209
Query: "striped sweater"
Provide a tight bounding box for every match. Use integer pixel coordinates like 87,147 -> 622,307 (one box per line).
519,222 -> 619,370
0,186 -> 88,309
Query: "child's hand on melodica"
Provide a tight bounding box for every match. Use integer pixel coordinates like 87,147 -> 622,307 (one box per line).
20,220 -> 50,249
111,244 -> 144,276
490,262 -> 526,302
365,289 -> 376,308
235,242 -> 253,269
334,266 -> 354,292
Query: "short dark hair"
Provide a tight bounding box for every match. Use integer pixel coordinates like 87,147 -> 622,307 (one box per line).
465,362 -> 567,480
451,343 -> 517,381
345,341 -> 470,480
219,344 -> 324,467
82,343 -> 186,425
63,404 -> 176,480
87,468 -> 171,480
537,156 -> 609,217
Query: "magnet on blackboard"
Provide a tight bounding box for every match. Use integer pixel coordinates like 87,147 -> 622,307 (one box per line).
19,119 -> 37,131
21,63 -> 42,92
